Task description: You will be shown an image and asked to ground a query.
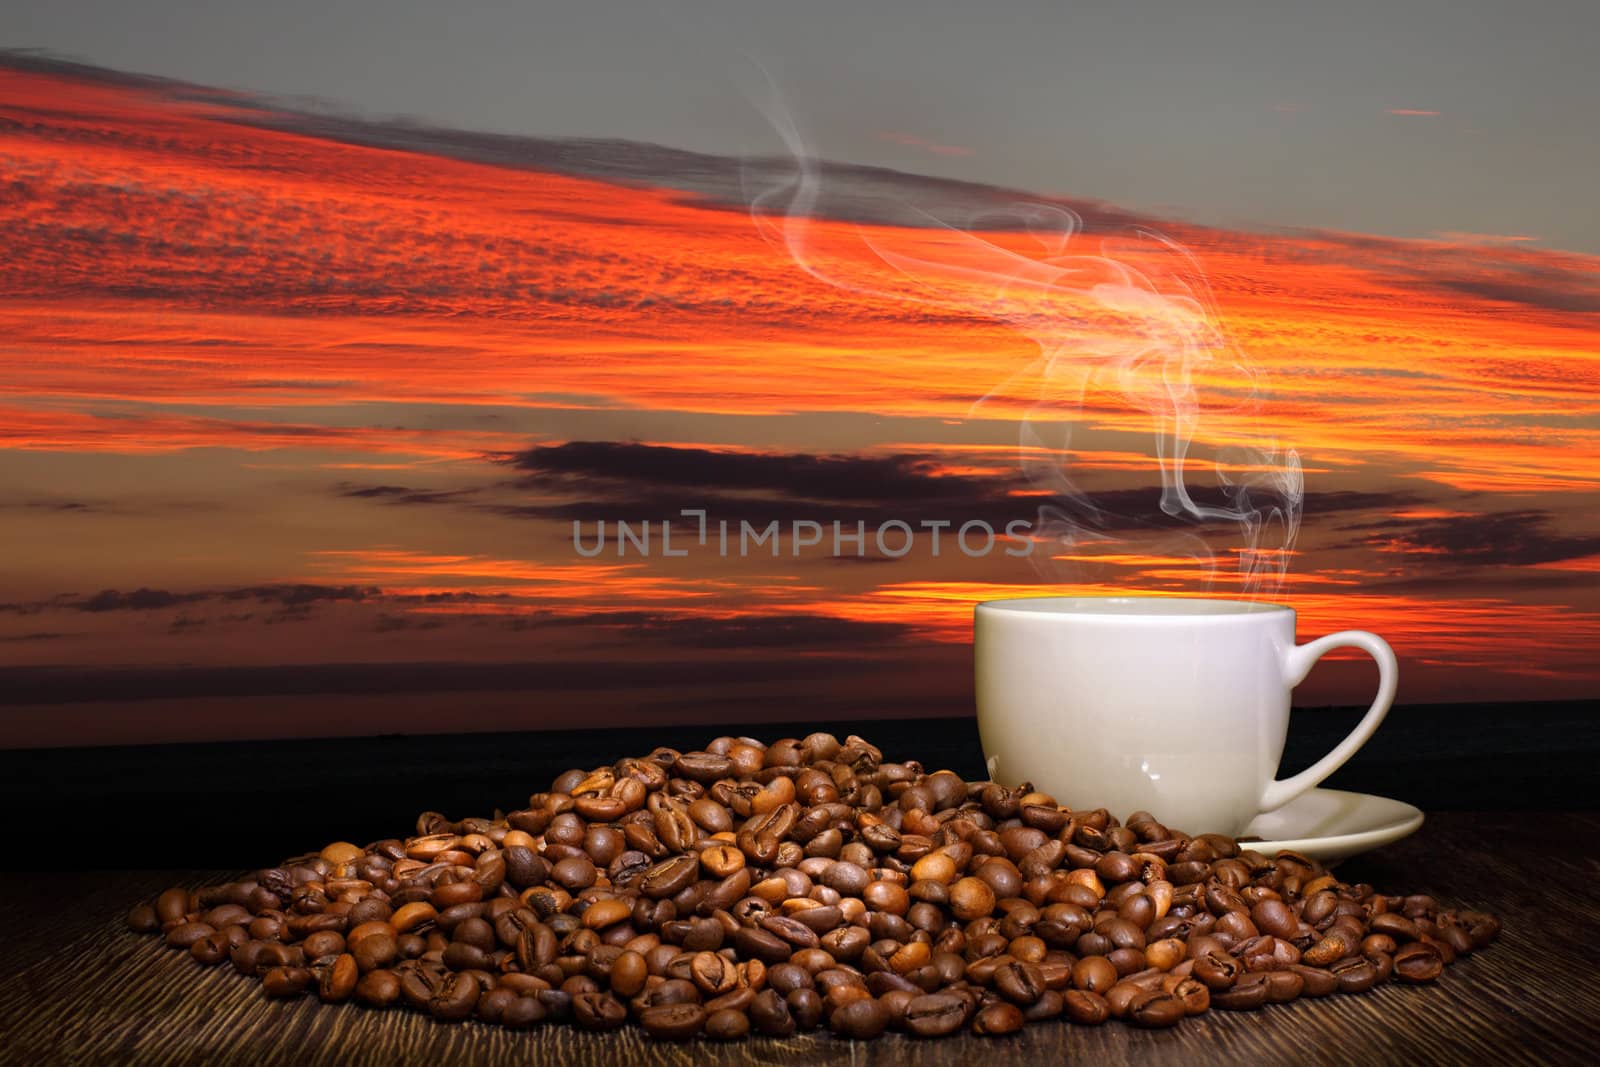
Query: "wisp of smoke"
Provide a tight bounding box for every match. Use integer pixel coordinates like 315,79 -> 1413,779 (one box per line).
742,86 -> 1303,597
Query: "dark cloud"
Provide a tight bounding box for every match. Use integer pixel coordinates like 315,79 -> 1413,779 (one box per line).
0,632 -> 73,643
336,442 -> 1415,539
0,498 -> 106,513
0,584 -> 378,615
1432,277 -> 1600,315
80,588 -> 206,612
337,484 -> 479,506
1374,570 -> 1600,593
505,441 -> 1002,502
1347,510 -> 1600,566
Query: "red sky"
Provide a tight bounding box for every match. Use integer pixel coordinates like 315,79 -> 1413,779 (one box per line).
2,58 -> 1598,746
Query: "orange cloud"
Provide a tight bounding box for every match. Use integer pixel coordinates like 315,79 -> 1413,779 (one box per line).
1387,108 -> 1441,116
2,58 -> 1597,707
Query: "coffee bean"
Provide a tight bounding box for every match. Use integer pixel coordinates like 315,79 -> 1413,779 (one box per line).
1263,969 -> 1305,1003
640,1002 -> 706,1040
705,1007 -> 751,1040
973,1000 -> 1026,1035
354,969 -> 401,1008
732,925 -> 793,964
1289,964 -> 1338,998
187,930 -> 229,966
572,992 -> 627,1031
831,996 -> 890,1039
1129,990 -> 1186,1028
317,954 -> 359,1003
262,965 -> 311,998
502,994 -> 546,1030
165,922 -> 215,950
1394,942 -> 1444,984
904,992 -> 967,1037
124,731 -> 1498,1043
155,887 -> 190,925
1210,972 -> 1269,1011
743,988 -> 792,1036
1251,899 -> 1297,940
1063,989 -> 1110,1024
1303,931 -> 1354,967
640,855 -> 699,899
427,973 -> 479,1020
994,960 -> 1045,1005
699,844 -> 745,878
580,898 -> 632,931
948,877 -> 996,922
550,856 -> 597,891
690,951 -> 737,995
1330,956 -> 1380,994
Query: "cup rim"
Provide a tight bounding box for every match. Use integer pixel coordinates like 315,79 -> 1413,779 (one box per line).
975,595 -> 1291,618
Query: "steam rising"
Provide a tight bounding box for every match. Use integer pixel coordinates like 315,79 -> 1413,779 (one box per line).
745,98 -> 1302,596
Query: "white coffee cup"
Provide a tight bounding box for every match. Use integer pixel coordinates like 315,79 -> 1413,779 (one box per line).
974,596 -> 1397,837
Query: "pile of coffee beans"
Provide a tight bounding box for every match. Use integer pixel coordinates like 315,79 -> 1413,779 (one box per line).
126,734 -> 1499,1041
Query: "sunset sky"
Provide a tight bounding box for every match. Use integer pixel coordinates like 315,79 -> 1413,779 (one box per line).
2,24 -> 1597,746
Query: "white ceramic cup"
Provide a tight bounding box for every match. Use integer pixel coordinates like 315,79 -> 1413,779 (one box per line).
974,596 -> 1397,837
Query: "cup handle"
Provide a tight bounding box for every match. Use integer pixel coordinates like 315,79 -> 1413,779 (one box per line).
1260,630 -> 1398,813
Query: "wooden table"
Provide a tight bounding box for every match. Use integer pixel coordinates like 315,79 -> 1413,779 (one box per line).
3,811 -> 1597,1065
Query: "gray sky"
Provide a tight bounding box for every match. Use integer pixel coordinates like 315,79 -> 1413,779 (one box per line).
5,0 -> 1599,251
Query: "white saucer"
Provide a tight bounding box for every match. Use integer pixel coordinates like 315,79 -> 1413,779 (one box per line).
1236,787 -> 1424,864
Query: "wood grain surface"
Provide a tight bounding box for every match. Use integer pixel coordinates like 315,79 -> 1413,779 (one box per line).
3,812 -> 1598,1066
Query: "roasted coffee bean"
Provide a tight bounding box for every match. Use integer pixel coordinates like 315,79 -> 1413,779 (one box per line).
1263,969 -> 1305,1003
501,994 -> 546,1029
751,988 -> 797,1036
993,960 -> 1045,1005
831,996 -> 891,1039
705,1007 -> 751,1040
787,991 -> 825,1030
1330,956 -> 1380,994
124,731 -> 1498,1043
1289,964 -> 1338,998
1192,950 -> 1239,990
302,930 -> 345,959
1394,942 -> 1444,984
640,1002 -> 706,1040
155,887 -> 190,925
1167,976 -> 1210,1015
262,965 -> 312,998
949,877 -> 996,921
691,951 -> 737,995
190,931 -> 231,966
428,973 -> 479,1020
1210,972 -> 1269,1011
1063,989 -> 1111,1025
904,992 -> 967,1037
317,954 -> 359,1003
572,993 -> 627,1031
1252,899 -> 1297,940
165,922 -> 215,949
1303,931 -> 1354,967
641,856 -> 699,899
973,1000 -> 1025,1035
1129,990 -> 1185,1029
355,969 -> 401,1008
